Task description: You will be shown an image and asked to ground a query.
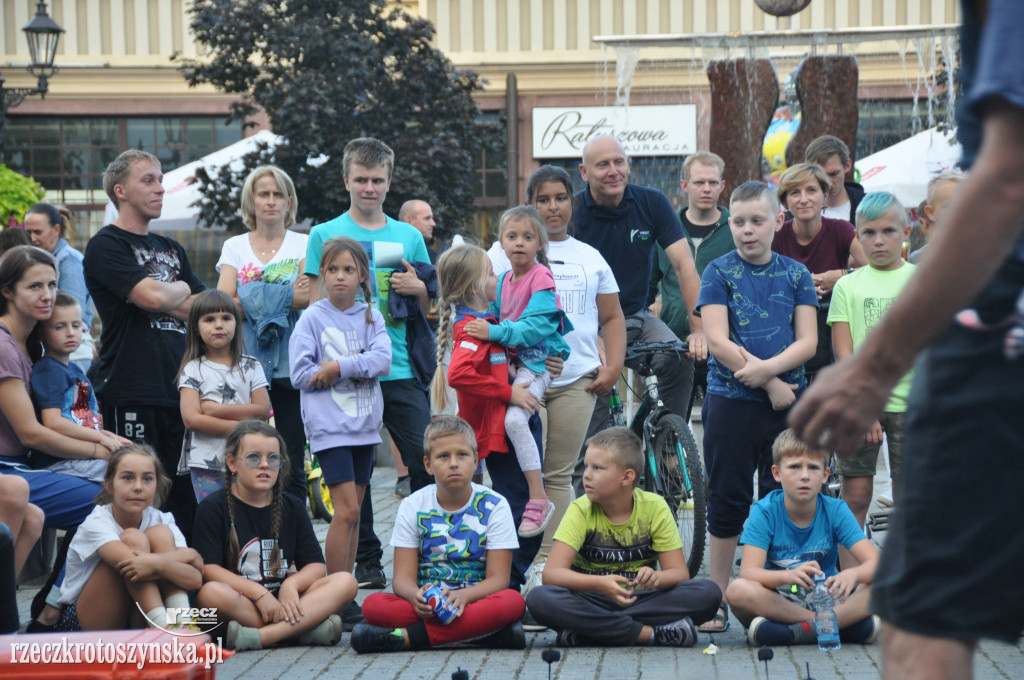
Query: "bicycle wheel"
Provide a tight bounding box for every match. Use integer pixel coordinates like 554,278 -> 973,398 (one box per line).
652,414 -> 707,578
823,451 -> 843,499
311,474 -> 334,521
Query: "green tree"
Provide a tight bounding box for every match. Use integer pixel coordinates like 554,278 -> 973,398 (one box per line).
179,0 -> 495,236
0,165 -> 45,228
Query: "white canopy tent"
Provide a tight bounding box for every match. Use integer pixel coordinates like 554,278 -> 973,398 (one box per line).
104,130 -> 324,231
855,127 -> 962,208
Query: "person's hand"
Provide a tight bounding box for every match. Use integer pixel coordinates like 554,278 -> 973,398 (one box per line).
766,379 -> 799,411
786,561 -> 822,590
254,591 -> 285,624
389,260 -> 426,297
813,270 -> 844,299
598,574 -> 638,608
865,420 -> 883,445
439,588 -> 465,619
544,355 -> 564,379
293,274 -> 309,292
685,330 -> 708,361
307,360 -> 340,389
463,318 -> 491,341
117,552 -> 160,581
276,578 -> 304,624
825,570 -> 858,604
102,430 -> 133,448
734,348 -> 775,388
509,385 -> 540,414
586,365 -> 619,396
630,566 -> 660,591
788,354 -> 897,458
412,584 -> 434,619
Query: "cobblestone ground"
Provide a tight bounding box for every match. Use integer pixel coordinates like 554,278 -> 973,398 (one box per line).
15,435 -> 1024,679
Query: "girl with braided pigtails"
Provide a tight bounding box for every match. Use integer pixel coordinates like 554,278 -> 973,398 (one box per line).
193,420 -> 357,651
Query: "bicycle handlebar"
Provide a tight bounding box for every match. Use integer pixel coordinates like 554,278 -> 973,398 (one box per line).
624,340 -> 690,365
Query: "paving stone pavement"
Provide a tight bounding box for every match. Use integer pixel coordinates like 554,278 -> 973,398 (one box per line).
15,451 -> 1024,679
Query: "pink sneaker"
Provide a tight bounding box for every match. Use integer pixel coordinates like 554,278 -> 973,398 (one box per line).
519,499 -> 556,537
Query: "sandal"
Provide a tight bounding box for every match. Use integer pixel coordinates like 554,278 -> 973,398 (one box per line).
697,603 -> 731,633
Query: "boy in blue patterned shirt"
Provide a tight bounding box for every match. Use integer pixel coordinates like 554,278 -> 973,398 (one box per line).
696,181 -> 818,632
726,429 -> 879,646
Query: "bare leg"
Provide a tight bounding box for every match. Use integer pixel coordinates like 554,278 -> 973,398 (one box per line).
839,475 -> 873,568
144,524 -> 187,601
325,480 -> 359,575
727,578 -> 814,627
13,504 -> 43,578
77,560 -> 137,630
883,623 -> 976,680
523,469 -> 546,500
116,529 -> 165,614
0,477 -> 42,578
197,581 -> 265,629
256,572 -> 357,646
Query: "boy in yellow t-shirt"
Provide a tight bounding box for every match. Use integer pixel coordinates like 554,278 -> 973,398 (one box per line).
525,427 -> 721,646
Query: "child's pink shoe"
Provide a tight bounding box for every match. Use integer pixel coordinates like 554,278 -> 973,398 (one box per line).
519,499 -> 556,537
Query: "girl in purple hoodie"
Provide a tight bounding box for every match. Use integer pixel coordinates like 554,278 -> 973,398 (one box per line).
290,237 -> 391,575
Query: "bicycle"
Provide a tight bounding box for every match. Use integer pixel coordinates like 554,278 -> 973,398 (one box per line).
609,340 -> 708,578
305,447 -> 334,521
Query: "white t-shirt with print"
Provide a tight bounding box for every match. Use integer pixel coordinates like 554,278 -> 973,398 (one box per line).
216,229 -> 309,286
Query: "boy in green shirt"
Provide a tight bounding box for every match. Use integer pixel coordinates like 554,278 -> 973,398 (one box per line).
525,427 -> 721,646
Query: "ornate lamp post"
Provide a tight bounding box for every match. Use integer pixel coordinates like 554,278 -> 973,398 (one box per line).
1,1 -> 65,161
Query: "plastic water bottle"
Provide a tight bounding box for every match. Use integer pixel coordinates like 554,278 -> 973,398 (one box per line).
812,573 -> 841,651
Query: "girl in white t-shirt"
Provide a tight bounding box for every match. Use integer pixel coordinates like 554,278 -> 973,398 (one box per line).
56,444 -> 203,631
178,289 -> 270,501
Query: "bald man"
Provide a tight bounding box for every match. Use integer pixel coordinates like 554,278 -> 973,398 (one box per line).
399,199 -> 438,264
570,134 -> 704,493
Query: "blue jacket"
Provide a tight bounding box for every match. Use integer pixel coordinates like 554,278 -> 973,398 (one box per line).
238,281 -> 299,384
388,260 -> 438,391
488,272 -> 573,374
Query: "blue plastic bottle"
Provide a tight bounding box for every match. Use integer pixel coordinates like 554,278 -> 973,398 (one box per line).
812,573 -> 841,651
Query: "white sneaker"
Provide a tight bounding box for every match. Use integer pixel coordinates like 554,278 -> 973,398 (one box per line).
523,560 -> 545,597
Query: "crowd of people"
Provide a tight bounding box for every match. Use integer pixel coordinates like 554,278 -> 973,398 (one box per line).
2,6 -> 1021,672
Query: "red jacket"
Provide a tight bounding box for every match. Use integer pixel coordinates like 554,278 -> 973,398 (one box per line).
447,309 -> 512,458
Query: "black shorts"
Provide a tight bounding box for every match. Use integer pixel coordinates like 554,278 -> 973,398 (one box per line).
872,256 -> 1024,643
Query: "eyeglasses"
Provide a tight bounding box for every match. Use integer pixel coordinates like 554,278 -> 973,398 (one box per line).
240,452 -> 283,469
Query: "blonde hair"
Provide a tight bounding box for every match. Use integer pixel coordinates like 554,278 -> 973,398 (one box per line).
586,427 -> 644,488
771,428 -> 829,468
319,237 -> 374,323
776,163 -> 829,208
423,415 -> 478,458
430,245 -> 493,412
497,206 -> 550,269
926,171 -> 963,206
240,166 -> 298,230
682,151 -> 725,181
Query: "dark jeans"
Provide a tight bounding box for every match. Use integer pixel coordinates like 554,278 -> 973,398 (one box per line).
0,522 -> 17,633
270,379 -> 306,505
485,412 -> 544,590
380,379 -> 432,492
356,480 -> 383,565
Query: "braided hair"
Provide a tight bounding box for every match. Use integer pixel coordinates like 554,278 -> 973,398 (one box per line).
430,245 -> 493,412
222,420 -> 290,577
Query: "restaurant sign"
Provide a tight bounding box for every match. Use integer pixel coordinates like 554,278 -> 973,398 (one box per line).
532,105 -> 697,158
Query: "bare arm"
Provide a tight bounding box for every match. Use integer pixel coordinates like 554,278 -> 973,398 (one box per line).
290,260 -> 311,310
701,304 -> 746,373
203,562 -> 269,600
199,387 -> 271,421
830,321 -> 853,360
664,239 -> 706,358
791,101 -> 1024,454
542,540 -> 637,607
587,293 -> 626,395
101,540 -> 204,591
39,409 -> 127,455
0,379 -> 96,459
738,545 -> 821,590
392,546 -> 433,618
127,278 -> 191,315
180,388 -> 264,437
307,274 -> 323,303
444,549 -> 513,611
216,265 -> 244,319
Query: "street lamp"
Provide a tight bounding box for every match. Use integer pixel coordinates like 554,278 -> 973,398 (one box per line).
1,1 -> 65,161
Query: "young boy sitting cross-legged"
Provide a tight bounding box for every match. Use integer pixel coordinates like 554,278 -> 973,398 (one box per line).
526,427 -> 721,647
351,415 -> 526,653
726,429 -> 881,646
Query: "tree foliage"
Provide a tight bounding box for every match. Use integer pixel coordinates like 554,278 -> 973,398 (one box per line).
0,165 -> 45,228
179,0 -> 495,235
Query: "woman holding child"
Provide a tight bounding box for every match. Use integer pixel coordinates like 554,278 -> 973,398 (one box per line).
773,163 -> 867,375
487,165 -> 626,567
217,166 -> 310,500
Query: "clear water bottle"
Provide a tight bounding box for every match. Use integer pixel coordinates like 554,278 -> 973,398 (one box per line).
812,573 -> 841,651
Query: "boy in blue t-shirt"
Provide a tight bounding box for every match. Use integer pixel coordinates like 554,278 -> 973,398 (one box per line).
696,181 -> 818,632
726,429 -> 879,646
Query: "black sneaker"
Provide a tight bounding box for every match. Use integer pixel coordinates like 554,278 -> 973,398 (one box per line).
355,560 -> 387,589
350,623 -> 406,654
341,600 -> 365,632
521,609 -> 548,632
652,616 -> 697,647
556,629 -> 596,647
476,621 -> 526,649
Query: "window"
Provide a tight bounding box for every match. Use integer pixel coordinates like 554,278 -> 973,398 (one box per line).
472,111 -> 507,207
856,100 -> 953,159
4,117 -> 243,204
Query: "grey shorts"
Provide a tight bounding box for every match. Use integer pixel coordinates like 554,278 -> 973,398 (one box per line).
837,410 -> 905,479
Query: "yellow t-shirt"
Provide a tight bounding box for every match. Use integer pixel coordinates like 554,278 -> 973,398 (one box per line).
553,488 -> 682,579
